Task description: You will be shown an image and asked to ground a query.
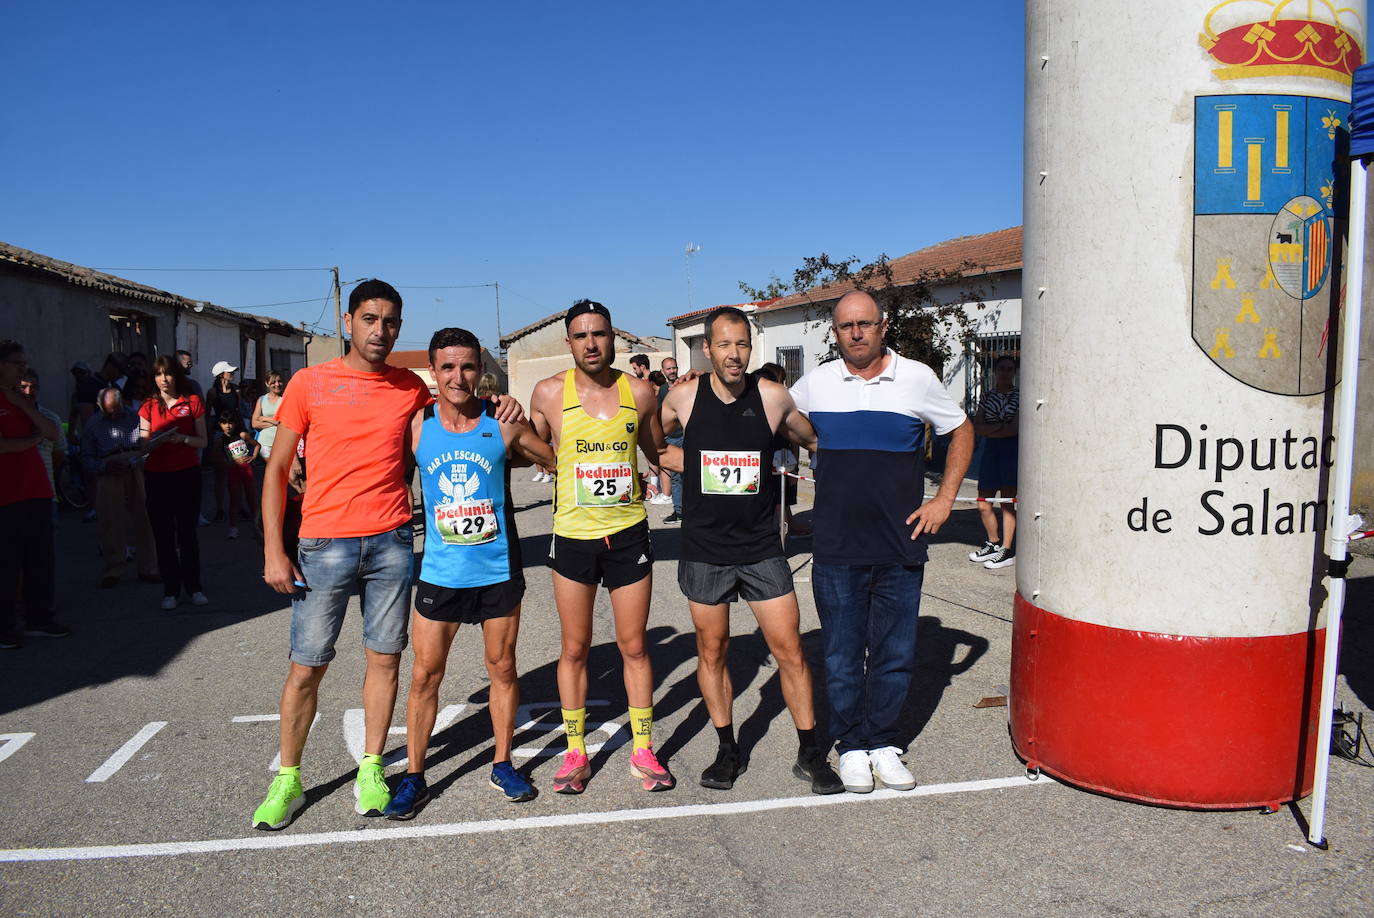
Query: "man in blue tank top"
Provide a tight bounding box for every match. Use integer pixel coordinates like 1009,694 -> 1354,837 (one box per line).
383,328 -> 557,819
660,306 -> 843,795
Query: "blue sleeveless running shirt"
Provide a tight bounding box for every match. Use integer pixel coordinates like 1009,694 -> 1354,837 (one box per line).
416,410 -> 519,588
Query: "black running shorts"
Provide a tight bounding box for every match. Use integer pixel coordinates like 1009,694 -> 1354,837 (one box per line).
549,520 -> 654,589
415,577 -> 525,625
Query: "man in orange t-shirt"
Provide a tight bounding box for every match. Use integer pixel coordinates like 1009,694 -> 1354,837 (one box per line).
251,280 -> 432,830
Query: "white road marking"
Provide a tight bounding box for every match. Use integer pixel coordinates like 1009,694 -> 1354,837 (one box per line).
84,722 -> 168,783
0,774 -> 1053,863
0,733 -> 36,764
511,699 -> 623,758
344,705 -> 466,767
230,715 -> 281,723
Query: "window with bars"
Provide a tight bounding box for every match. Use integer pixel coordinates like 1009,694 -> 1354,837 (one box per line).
775,346 -> 803,386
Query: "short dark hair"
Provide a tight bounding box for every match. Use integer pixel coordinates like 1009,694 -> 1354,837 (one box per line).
628,354 -> 650,369
994,355 -> 1018,369
216,411 -> 240,427
175,349 -> 192,360
564,299 -> 612,329
103,352 -> 126,374
704,306 -> 751,343
348,279 -> 403,315
754,362 -> 786,384
150,354 -> 191,396
427,327 -> 482,364
21,368 -> 39,384
0,339 -> 24,361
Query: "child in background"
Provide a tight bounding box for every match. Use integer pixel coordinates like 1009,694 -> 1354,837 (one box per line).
213,411 -> 260,539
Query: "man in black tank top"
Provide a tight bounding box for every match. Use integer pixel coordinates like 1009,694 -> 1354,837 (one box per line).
660,306 -> 843,795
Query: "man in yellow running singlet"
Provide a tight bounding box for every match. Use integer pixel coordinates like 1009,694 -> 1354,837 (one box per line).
529,300 -> 682,794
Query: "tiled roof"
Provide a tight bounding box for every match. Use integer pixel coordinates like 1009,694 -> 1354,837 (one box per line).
756,226 -> 1022,314
664,300 -> 778,326
0,240 -> 301,335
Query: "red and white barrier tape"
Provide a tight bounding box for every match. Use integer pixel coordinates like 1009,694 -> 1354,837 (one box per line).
1347,529 -> 1374,543
774,468 -> 1018,505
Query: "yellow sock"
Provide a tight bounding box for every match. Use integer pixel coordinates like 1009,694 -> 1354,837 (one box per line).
562,707 -> 587,754
628,705 -> 653,750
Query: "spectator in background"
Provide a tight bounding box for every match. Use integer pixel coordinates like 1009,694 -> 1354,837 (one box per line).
476,372 -> 500,399
251,371 -> 286,462
0,339 -> 69,647
176,350 -> 203,399
127,352 -> 149,376
628,353 -> 650,379
969,355 -> 1019,570
123,372 -> 153,415
139,354 -> 209,610
75,353 -> 127,430
659,356 -> 684,523
753,362 -> 808,536
211,411 -> 260,540
81,387 -> 159,588
205,361 -> 240,521
238,379 -> 261,435
18,370 -> 64,508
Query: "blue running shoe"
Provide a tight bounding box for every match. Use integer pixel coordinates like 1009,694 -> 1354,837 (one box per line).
490,762 -> 538,802
383,773 -> 429,820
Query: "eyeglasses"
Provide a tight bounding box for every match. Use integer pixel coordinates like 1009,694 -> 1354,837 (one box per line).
834,320 -> 881,333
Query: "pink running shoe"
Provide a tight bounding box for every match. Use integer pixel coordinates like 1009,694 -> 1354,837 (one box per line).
628,746 -> 675,791
553,749 -> 592,794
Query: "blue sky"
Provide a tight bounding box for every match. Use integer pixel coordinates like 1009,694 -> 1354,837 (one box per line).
4,1 -> 1024,352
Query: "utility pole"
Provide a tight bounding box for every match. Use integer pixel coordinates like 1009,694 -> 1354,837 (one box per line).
331,267 -> 344,357
493,281 -> 503,355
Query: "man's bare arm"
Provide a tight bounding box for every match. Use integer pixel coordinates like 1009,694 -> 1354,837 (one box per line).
905,419 -> 974,538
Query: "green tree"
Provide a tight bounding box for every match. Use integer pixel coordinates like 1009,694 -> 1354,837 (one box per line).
740,252 -> 988,376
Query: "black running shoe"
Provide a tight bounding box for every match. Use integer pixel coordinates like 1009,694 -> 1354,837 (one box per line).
700,745 -> 744,790
793,746 -> 844,795
664,512 -> 683,524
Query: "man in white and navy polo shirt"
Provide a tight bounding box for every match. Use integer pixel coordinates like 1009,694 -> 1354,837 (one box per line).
790,290 -> 973,794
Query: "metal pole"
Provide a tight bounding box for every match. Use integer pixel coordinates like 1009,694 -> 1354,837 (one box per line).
1308,157 -> 1368,849
332,267 -> 344,357
494,282 -> 503,354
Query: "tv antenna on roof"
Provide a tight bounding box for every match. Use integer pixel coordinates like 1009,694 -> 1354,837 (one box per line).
684,243 -> 701,310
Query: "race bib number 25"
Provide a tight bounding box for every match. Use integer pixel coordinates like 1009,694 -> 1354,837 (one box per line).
574,462 -> 635,507
700,450 -> 761,495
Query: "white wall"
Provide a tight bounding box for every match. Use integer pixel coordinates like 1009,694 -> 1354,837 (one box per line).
506,350 -> 672,414
178,316 -> 241,394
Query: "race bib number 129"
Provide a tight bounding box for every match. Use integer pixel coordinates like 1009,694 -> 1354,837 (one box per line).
434,500 -> 499,545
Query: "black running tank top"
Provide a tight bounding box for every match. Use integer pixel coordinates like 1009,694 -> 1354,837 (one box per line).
681,375 -> 781,563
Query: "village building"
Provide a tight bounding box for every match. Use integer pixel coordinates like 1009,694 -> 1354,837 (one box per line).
499,310 -> 670,411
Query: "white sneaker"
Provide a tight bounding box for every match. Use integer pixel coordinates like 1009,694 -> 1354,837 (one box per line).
543,472 -> 556,483
838,750 -> 873,793
228,526 -> 239,540
190,592 -> 209,607
868,747 -> 916,790
650,492 -> 673,505
159,596 -> 178,611
531,470 -> 544,482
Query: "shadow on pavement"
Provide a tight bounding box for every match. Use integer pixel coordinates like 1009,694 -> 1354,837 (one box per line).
0,496 -> 290,716
1340,575 -> 1374,710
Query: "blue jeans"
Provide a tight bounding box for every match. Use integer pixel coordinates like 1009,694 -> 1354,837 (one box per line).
290,524 -> 415,666
812,562 -> 925,754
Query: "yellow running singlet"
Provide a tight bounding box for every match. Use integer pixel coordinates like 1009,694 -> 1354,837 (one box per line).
553,370 -> 646,539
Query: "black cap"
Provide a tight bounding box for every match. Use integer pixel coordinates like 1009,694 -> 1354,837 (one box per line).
564,299 -> 611,328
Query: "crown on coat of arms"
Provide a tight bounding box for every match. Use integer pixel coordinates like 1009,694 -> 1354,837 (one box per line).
1199,0 -> 1365,85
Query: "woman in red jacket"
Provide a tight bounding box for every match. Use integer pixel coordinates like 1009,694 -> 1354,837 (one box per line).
139,355 -> 209,610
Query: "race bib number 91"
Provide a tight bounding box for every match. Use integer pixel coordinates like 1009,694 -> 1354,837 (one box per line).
434,499 -> 499,545
574,462 -> 635,507
700,450 -> 761,495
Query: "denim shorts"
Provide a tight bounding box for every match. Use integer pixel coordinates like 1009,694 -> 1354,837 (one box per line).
289,523 -> 415,665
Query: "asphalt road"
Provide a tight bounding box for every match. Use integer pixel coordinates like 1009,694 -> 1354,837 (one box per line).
3,474 -> 1373,918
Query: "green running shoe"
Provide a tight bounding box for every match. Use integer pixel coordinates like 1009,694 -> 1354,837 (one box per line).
252,772 -> 304,831
354,760 -> 390,816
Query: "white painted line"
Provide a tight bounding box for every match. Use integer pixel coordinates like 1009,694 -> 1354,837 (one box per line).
0,773 -> 1052,863
0,733 -> 36,764
230,714 -> 280,723
84,722 -> 168,783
